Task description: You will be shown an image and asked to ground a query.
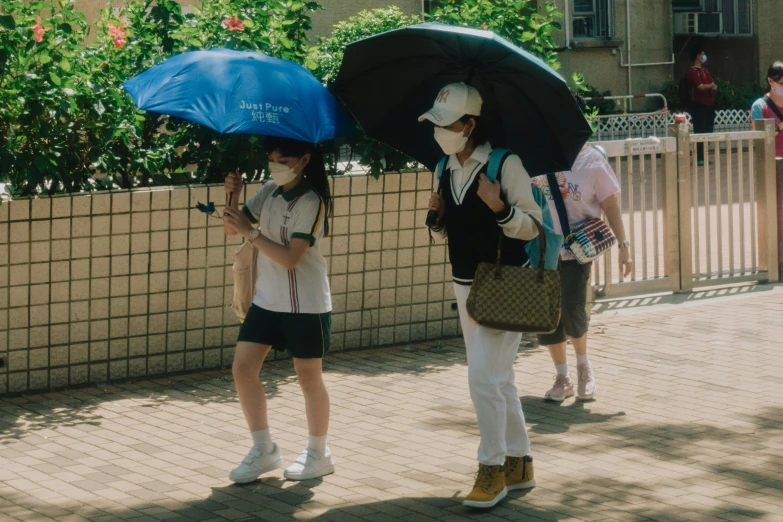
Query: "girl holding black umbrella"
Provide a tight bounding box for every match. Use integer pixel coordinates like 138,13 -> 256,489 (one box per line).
222,138 -> 334,483
425,83 -> 542,509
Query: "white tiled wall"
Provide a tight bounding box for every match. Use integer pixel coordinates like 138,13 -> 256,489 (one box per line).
0,171 -> 459,394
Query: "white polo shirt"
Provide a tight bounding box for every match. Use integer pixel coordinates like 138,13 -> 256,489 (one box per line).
243,180 -> 332,314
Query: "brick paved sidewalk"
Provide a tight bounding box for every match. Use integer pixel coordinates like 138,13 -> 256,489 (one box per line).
2,285 -> 783,522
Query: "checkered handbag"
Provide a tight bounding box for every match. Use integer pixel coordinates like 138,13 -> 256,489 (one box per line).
232,235 -> 258,322
466,218 -> 561,334
547,173 -> 615,264
564,218 -> 616,264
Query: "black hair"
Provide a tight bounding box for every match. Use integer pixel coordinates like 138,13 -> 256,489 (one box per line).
690,47 -> 705,63
264,137 -> 333,237
766,62 -> 783,92
460,114 -> 490,148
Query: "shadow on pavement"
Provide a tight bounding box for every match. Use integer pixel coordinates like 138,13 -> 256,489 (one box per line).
520,395 -> 627,435
1,408 -> 781,521
0,340 -> 471,444
592,282 -> 777,314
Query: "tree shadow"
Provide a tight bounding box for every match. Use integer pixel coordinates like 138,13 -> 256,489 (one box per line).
0,369 -> 295,445
520,395 -> 627,435
0,340 -> 473,445
3,404 -> 781,521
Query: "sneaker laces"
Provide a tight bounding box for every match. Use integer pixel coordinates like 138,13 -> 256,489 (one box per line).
554,374 -> 571,387
473,465 -> 496,489
505,457 -> 521,476
577,365 -> 593,383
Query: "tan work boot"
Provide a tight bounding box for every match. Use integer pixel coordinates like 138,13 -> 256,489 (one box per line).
504,455 -> 536,491
463,464 -> 507,508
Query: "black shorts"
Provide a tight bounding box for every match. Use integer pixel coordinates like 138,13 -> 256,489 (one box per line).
537,261 -> 592,346
237,305 -> 331,359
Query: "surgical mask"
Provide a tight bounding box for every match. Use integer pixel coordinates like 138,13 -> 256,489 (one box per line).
268,160 -> 300,186
434,126 -> 470,155
701,54 -> 707,64
773,83 -> 783,97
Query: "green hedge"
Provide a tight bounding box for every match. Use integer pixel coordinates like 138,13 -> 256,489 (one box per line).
0,0 -> 564,195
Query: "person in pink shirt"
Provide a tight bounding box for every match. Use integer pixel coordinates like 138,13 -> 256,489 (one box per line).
531,97 -> 632,401
750,62 -> 783,157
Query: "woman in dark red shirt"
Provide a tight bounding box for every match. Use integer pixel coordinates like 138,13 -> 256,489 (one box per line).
686,47 -> 718,165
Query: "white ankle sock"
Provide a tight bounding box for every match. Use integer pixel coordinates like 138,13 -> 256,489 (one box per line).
555,363 -> 569,377
251,429 -> 273,451
576,354 -> 589,366
308,434 -> 328,453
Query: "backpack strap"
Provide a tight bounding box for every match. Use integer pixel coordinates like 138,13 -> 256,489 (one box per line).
592,144 -> 608,161
546,173 -> 571,238
763,95 -> 783,122
435,156 -> 449,180
486,148 -> 512,182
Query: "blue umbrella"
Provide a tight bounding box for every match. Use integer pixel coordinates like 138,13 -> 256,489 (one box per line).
123,48 -> 356,143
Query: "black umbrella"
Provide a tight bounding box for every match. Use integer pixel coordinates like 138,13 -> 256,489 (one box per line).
332,23 -> 593,175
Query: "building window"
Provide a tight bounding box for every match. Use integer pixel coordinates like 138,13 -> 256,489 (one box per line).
572,0 -> 613,39
672,0 -> 752,35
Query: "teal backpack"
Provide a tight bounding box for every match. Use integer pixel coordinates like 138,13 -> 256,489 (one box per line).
435,148 -> 562,270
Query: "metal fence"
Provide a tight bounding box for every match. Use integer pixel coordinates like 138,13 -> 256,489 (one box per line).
589,120 -> 779,299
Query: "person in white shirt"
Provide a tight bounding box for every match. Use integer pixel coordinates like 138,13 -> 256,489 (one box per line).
425,83 -> 541,509
222,137 -> 334,484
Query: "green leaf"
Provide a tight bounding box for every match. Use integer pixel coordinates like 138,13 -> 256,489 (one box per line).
0,15 -> 15,30
243,19 -> 255,28
59,23 -> 72,34
38,54 -> 51,64
49,72 -> 62,86
34,156 -> 48,173
60,59 -> 71,72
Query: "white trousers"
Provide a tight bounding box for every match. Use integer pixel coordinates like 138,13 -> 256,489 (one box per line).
454,283 -> 531,466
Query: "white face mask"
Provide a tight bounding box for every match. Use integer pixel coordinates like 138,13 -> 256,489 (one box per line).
434,126 -> 470,155
772,83 -> 783,97
701,54 -> 707,64
268,159 -> 300,186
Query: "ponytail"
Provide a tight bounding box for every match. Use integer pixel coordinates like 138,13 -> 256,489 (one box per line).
302,146 -> 333,237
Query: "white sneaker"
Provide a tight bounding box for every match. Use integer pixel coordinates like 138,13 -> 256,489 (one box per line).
284,446 -> 335,481
229,443 -> 283,484
576,363 -> 597,400
544,374 -> 575,402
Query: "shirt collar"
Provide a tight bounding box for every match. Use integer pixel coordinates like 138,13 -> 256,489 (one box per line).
273,178 -> 312,202
446,141 -> 493,171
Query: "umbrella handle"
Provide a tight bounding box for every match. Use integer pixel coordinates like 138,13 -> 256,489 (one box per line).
225,167 -> 240,208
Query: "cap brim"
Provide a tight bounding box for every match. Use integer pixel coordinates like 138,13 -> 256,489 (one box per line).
418,108 -> 463,126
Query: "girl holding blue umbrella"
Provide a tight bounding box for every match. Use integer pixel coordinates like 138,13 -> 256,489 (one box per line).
123,49 -> 357,484
222,137 -> 335,483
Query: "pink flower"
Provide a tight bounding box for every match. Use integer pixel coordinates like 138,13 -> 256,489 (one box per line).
107,22 -> 126,39
107,22 -> 127,47
222,16 -> 244,32
31,16 -> 49,43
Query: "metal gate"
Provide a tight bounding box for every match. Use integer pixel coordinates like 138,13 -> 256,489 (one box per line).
589,120 -> 779,299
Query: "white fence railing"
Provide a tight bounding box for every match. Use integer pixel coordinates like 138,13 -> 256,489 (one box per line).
589,120 -> 779,300
591,110 -> 752,141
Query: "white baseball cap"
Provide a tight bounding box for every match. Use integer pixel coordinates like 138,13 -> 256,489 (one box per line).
418,83 -> 483,126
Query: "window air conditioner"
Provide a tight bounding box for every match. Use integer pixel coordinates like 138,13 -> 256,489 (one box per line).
674,12 -> 723,35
